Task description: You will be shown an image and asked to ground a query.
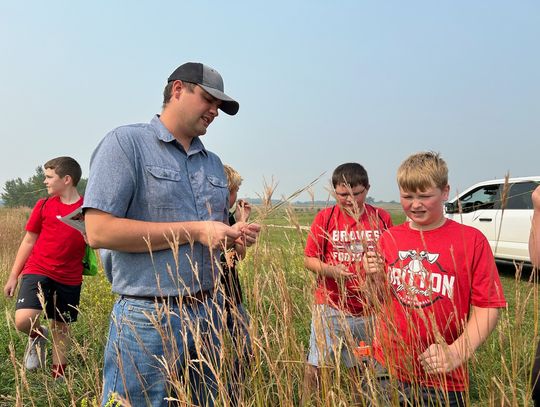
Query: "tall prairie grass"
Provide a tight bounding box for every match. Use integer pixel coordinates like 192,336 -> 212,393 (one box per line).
0,205 -> 537,406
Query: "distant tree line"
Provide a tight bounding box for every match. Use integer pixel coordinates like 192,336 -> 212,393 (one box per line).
1,166 -> 87,208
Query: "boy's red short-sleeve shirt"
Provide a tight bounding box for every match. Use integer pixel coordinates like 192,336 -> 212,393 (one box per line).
372,219 -> 506,391
304,204 -> 393,315
23,196 -> 86,285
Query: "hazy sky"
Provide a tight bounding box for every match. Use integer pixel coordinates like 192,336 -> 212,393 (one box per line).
1,1 -> 538,203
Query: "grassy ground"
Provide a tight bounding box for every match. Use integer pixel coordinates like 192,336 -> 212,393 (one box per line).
0,205 -> 538,406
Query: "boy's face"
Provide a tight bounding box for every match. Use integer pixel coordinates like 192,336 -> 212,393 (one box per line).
229,186 -> 239,209
399,184 -> 450,230
334,183 -> 369,214
44,168 -> 69,195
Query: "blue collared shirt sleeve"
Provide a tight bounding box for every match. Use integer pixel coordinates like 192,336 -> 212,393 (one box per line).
84,127 -> 137,217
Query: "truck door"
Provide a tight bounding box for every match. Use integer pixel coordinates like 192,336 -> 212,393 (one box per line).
495,181 -> 537,261
451,184 -> 501,252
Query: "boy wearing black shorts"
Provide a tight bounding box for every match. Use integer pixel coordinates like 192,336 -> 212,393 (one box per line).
3,156 -> 86,379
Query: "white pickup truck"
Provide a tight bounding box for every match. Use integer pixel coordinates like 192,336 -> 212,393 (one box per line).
445,176 -> 540,263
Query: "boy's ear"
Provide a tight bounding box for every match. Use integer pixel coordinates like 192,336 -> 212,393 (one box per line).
63,175 -> 73,186
442,184 -> 450,200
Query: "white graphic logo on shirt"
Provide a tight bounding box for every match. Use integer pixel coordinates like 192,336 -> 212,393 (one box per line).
330,229 -> 380,262
388,249 -> 455,308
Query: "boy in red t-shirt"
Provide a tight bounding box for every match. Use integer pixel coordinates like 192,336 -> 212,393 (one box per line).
3,156 -> 86,380
302,163 -> 393,404
363,152 -> 506,405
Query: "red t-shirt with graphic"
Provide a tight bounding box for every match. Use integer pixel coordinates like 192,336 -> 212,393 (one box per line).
304,204 -> 393,315
372,219 -> 506,391
22,196 -> 86,285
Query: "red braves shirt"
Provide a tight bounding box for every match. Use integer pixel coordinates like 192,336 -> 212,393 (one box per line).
372,219 -> 506,391
304,204 -> 393,315
22,196 -> 86,285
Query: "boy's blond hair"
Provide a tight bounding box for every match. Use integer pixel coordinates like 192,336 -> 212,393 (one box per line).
397,151 -> 448,192
223,164 -> 243,190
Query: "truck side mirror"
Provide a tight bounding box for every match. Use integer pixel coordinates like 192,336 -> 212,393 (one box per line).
445,202 -> 457,214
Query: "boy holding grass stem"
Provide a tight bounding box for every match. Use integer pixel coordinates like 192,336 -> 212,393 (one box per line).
302,162 -> 393,404
3,156 -> 86,380
221,164 -> 253,406
363,151 -> 506,406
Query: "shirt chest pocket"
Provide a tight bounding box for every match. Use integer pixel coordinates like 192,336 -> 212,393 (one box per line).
204,175 -> 229,218
145,165 -> 187,209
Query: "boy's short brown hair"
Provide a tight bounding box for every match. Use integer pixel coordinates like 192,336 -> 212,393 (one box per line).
331,163 -> 369,189
44,156 -> 82,186
397,151 -> 448,192
223,164 -> 243,190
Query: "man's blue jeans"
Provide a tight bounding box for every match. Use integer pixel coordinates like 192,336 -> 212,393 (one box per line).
101,295 -> 223,407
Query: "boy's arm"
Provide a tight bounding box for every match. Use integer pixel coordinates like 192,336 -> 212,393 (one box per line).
419,306 -> 499,374
529,185 -> 540,268
3,231 -> 38,297
304,256 -> 353,279
229,222 -> 251,260
85,208 -> 260,252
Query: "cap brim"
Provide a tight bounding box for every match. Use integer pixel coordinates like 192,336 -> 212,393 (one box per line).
199,85 -> 239,116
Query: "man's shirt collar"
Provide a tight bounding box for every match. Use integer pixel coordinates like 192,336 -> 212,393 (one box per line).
151,115 -> 208,156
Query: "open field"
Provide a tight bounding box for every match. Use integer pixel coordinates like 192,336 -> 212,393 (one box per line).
0,205 -> 538,406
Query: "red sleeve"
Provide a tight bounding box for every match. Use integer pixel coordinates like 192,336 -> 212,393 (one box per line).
470,233 -> 506,308
25,199 -> 47,234
304,208 -> 332,259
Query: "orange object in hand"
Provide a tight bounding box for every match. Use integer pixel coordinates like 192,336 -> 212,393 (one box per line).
354,340 -> 371,358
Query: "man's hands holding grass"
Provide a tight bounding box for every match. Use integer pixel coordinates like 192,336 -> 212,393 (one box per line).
198,221 -> 261,250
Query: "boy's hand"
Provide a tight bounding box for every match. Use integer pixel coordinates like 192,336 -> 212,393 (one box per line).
236,200 -> 252,223
3,276 -> 18,297
418,343 -> 462,374
326,263 -> 354,279
363,250 -> 385,275
232,221 -> 261,248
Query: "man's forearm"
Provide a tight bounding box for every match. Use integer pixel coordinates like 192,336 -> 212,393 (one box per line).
85,209 -> 242,253
85,210 -> 205,252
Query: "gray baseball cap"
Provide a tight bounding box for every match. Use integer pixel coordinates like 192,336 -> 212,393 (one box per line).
167,62 -> 239,115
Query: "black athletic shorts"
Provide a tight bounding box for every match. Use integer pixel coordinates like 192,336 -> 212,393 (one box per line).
16,274 -> 82,323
